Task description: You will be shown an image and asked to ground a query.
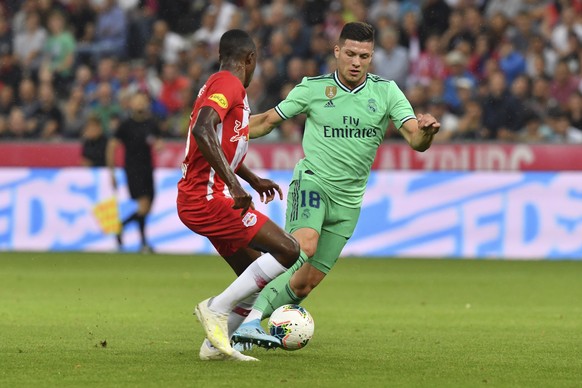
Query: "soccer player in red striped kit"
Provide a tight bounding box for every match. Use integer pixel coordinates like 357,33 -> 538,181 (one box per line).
177,29 -> 305,361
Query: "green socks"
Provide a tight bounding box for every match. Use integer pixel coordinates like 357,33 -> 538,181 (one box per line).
254,250 -> 307,319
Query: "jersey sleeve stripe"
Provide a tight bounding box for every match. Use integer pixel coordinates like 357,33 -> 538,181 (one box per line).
401,115 -> 416,124
275,105 -> 288,120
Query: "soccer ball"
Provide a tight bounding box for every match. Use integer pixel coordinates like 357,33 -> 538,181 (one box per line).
267,304 -> 314,351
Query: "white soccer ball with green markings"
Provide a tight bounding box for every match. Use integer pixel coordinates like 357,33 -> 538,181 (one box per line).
267,304 -> 314,351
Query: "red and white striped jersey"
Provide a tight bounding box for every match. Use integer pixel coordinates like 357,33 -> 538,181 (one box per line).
177,71 -> 250,203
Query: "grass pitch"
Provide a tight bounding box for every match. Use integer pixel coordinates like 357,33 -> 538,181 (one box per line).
1,252 -> 581,387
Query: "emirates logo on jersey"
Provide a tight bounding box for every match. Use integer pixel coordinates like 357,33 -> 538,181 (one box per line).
242,212 -> 257,227
230,120 -> 248,142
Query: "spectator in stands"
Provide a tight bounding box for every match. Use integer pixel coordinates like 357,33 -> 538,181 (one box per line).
13,11 -> 46,79
485,0 -> 524,19
517,112 -> 552,143
454,77 -> 476,115
308,31 -> 332,74
420,0 -> 451,39
372,26 -> 409,87
12,0 -> 38,36
427,96 -> 459,142
440,9 -> 465,52
285,17 -> 311,59
545,107 -> 582,143
508,10 -> 536,54
89,56 -> 121,98
406,83 -> 429,113
443,50 -> 476,113
143,39 -> 163,75
37,0 -> 66,29
266,29 -> 291,77
498,39 -> 526,87
158,62 -> 190,115
426,78 -> 445,102
66,0 -> 96,43
0,116 -> 6,139
398,10 -> 422,64
462,6 -> 485,46
550,6 -> 582,57
525,34 -> 557,78
123,0 -> 158,60
90,82 -> 122,136
368,0 -> 399,25
76,0 -> 127,65
127,59 -> 162,101
17,78 -> 37,118
152,19 -> 187,65
71,64 -> 97,103
190,7 -> 221,51
454,98 -> 484,140
62,85 -> 89,138
561,32 -> 582,76
42,10 -> 75,96
29,83 -> 63,139
566,91 -> 582,131
0,15 -> 12,57
80,115 -> 107,166
481,70 -> 521,141
0,84 -> 16,116
0,51 -> 22,93
115,60 -> 133,98
488,12 -> 510,48
285,57 -> 306,85
211,0 -> 237,35
550,59 -> 582,110
468,33 -> 493,81
6,107 -> 34,139
529,75 -> 555,119
166,83 -> 194,138
410,33 -> 446,87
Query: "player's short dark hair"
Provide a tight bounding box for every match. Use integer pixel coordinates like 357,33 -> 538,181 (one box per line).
219,29 -> 256,62
339,22 -> 375,44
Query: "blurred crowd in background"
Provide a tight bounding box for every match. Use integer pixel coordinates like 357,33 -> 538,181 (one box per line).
0,0 -> 581,149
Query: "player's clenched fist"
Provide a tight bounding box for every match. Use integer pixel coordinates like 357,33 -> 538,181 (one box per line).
417,113 -> 441,135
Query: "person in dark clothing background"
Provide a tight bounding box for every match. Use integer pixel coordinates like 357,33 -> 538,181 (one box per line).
106,91 -> 162,253
80,115 -> 107,166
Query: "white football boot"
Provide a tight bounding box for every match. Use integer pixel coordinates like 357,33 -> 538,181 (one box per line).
194,298 -> 233,356
199,339 -> 258,361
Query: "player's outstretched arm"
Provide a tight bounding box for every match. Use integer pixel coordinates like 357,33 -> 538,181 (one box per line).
249,108 -> 285,139
399,113 -> 441,152
193,106 -> 253,215
236,164 -> 283,205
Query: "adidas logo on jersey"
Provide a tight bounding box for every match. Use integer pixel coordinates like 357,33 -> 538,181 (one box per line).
324,100 -> 335,108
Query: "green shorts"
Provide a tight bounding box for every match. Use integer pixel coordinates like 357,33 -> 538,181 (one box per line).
285,171 -> 361,274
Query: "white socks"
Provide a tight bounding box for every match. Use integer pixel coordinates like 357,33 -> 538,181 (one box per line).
210,253 -> 286,314
227,293 -> 258,336
244,308 -> 263,323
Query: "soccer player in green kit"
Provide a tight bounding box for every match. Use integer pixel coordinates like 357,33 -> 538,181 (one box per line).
232,22 -> 440,348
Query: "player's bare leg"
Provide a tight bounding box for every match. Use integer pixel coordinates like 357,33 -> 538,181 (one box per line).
289,262 -> 326,298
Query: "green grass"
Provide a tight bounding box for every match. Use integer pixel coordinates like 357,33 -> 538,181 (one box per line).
1,253 -> 581,387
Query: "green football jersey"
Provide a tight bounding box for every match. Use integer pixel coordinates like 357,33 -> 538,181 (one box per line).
275,71 -> 415,208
